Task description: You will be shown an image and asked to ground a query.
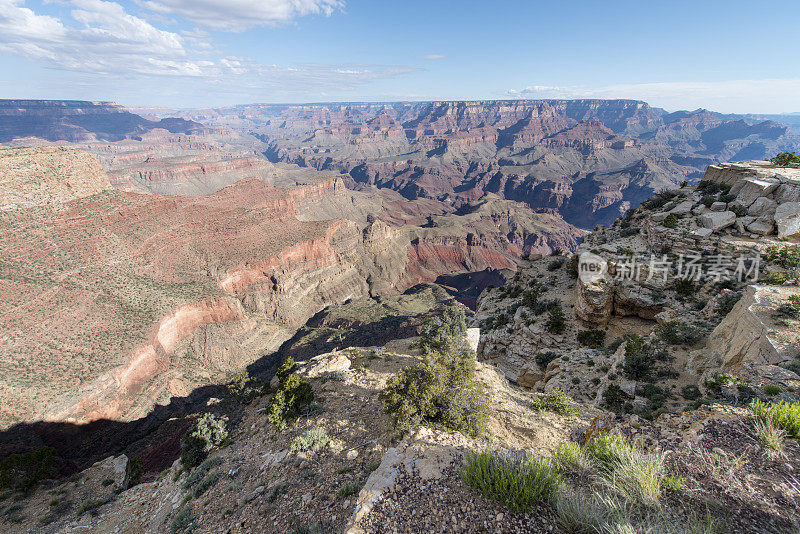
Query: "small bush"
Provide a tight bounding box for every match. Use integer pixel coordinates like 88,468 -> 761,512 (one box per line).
418,306 -> 468,354
752,416 -> 786,459
764,244 -> 800,269
170,505 -> 195,533
267,373 -> 314,429
749,399 -> 800,438
460,449 -> 560,512
192,413 -> 228,449
662,214 -> 678,228
183,457 -> 222,490
76,498 -> 108,516
770,151 -> 800,167
548,258 -> 566,271
662,474 -> 683,492
681,385 -> 701,400
545,303 -> 566,334
380,342 -> 488,437
0,447 -> 58,491
180,433 -> 207,470
553,442 -> 592,473
717,293 -> 742,317
290,428 -> 330,454
535,351 -> 559,369
675,278 -> 695,297
226,371 -> 262,403
774,295 -> 800,320
585,434 -> 663,506
554,489 -> 617,534
128,457 -> 144,487
655,321 -> 703,346
338,481 -> 361,498
191,471 -> 218,498
764,384 -> 782,396
621,335 -> 654,381
603,384 -> 626,410
762,272 -> 797,285
531,389 -> 578,416
577,328 -> 606,349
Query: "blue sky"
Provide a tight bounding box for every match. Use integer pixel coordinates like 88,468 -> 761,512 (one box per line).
1,0 -> 799,113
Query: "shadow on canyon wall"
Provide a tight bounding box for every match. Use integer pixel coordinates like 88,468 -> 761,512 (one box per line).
0,279 -> 506,483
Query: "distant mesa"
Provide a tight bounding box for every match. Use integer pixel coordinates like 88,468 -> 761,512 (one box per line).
0,99 -> 202,143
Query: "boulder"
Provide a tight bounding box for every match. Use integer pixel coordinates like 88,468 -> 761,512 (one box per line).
774,183 -> 800,204
746,216 -> 774,235
775,202 -> 800,238
516,363 -> 544,389
304,352 -> 352,378
734,177 -> 779,206
669,200 -> 694,216
710,202 -> 727,212
698,211 -> 736,231
691,228 -> 714,239
747,197 -> 777,217
692,204 -> 709,216
465,327 -> 480,352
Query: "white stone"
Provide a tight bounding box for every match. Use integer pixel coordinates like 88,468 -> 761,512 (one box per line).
465,327 -> 480,353
692,204 -> 709,216
304,353 -> 352,378
775,202 -> 800,238
691,228 -> 714,239
774,183 -> 800,204
698,211 -> 736,231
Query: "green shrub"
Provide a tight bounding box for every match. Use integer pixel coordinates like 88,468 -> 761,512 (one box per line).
290,428 -> 330,454
585,433 -> 663,506
765,245 -> 800,269
577,328 -> 606,348
752,416 -> 786,459
0,447 -> 58,491
180,433 -> 207,470
460,449 -> 560,512
662,474 -> 683,492
681,384 -> 701,400
603,384 -> 626,410
531,389 -> 578,416
552,442 -> 592,473
267,373 -> 314,429
621,335 -> 654,381
182,457 -> 222,490
191,413 -> 228,450
655,321 -> 703,346
170,505 -> 195,533
226,371 -> 262,403
770,151 -> 800,167
418,306 -> 467,354
774,295 -> 800,320
191,471 -> 218,498
675,278 -> 695,297
662,214 -> 678,228
128,457 -> 144,487
762,272 -> 797,285
749,399 -> 800,438
338,481 -> 361,498
764,384 -> 782,396
76,498 -> 108,516
535,351 -> 559,369
380,344 -> 488,437
545,303 -> 566,334
717,292 -> 742,317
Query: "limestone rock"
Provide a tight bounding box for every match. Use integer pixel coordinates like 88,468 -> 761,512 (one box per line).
302,352 -> 352,379
734,177 -> 779,206
698,211 -> 736,231
775,202 -> 800,238
710,201 -> 727,212
748,197 -> 777,217
746,216 -> 774,235
669,200 -> 694,216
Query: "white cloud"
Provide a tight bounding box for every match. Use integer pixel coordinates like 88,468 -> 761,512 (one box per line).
0,0 -> 415,99
138,0 -> 344,31
423,54 -> 445,60
508,79 -> 800,114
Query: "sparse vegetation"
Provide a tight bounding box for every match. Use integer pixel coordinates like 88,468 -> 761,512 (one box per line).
531,388 -> 578,416
752,416 -> 786,459
460,449 -> 560,511
535,351 -> 559,369
170,505 -> 195,533
577,328 -> 606,348
0,447 -> 58,492
663,213 -> 678,228
770,151 -> 800,167
675,277 -> 695,297
192,413 -> 229,448
655,321 -> 703,346
545,303 -> 566,334
749,398 -> 800,438
338,481 -> 361,498
290,427 -> 330,454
